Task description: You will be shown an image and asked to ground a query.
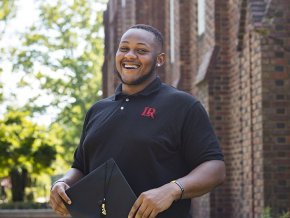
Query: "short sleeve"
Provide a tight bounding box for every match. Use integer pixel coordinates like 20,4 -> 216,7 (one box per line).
181,102 -> 224,169
71,108 -> 93,173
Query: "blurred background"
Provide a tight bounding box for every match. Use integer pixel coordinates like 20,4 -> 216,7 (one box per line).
0,0 -> 107,211
0,0 -> 290,218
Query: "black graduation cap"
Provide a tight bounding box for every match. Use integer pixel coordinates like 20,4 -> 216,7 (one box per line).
64,158 -> 137,218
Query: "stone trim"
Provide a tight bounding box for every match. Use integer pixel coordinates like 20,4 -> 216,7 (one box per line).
195,45 -> 219,85
0,209 -> 64,218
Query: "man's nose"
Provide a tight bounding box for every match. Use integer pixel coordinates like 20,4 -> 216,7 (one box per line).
124,50 -> 136,58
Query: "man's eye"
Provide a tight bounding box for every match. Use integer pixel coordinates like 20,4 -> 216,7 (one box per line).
137,49 -> 147,54
119,47 -> 128,52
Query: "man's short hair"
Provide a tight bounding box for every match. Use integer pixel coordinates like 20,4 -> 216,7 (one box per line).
129,24 -> 164,50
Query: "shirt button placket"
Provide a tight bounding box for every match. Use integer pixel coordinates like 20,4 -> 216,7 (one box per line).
121,98 -> 129,110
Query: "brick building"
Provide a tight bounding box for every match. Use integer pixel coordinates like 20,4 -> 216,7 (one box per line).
102,0 -> 290,217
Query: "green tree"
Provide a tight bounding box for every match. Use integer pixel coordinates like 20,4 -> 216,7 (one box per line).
0,0 -> 16,34
0,0 -> 16,102
0,110 -> 58,202
7,0 -> 106,163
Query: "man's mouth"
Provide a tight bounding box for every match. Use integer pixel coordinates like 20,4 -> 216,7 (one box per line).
122,63 -> 141,69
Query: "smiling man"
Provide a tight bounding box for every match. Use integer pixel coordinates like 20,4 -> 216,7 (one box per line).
50,24 -> 226,218
115,26 -> 165,92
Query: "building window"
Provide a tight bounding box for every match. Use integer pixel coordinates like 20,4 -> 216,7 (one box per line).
122,0 -> 126,8
198,0 -> 205,35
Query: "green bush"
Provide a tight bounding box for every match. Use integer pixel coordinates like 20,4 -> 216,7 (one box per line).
263,207 -> 290,218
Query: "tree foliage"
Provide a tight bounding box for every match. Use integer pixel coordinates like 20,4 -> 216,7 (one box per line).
7,0 -> 106,163
0,110 -> 59,201
0,110 -> 58,176
0,0 -> 16,33
0,0 -> 16,102
0,0 -> 107,202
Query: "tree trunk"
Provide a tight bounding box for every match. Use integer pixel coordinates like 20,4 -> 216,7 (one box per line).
10,167 -> 28,202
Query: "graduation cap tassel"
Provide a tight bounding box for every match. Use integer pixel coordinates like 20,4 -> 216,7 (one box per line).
98,161 -> 115,217
99,198 -> 107,217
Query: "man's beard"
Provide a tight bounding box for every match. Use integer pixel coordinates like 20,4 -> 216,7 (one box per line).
116,60 -> 157,86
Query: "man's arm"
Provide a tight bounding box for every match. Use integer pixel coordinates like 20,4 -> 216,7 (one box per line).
175,160 -> 226,199
128,160 -> 226,218
50,168 -> 84,217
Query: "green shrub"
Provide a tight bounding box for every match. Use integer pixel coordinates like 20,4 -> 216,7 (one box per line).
280,212 -> 290,218
263,207 -> 271,218
263,207 -> 290,218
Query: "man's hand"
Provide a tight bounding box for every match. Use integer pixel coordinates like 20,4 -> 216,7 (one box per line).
50,181 -> 71,217
128,182 -> 180,218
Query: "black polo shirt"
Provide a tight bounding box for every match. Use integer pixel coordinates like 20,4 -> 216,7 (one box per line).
72,77 -> 223,217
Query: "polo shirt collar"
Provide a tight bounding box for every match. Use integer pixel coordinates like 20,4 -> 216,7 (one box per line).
114,77 -> 162,100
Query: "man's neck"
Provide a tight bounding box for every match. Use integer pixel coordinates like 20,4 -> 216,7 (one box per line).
121,75 -> 157,95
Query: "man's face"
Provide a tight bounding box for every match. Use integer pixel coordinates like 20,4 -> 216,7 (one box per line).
115,29 -> 160,86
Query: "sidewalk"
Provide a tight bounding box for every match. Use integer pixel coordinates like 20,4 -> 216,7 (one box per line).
0,209 -> 69,218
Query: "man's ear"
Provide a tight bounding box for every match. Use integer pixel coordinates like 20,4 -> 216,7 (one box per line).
156,53 -> 165,67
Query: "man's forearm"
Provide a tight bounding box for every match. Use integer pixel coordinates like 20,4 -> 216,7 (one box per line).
176,160 -> 226,199
56,168 -> 84,187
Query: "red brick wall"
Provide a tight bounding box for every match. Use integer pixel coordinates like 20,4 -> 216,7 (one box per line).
204,0 -> 233,216
260,0 -> 290,215
103,0 -> 122,96
178,0 -> 197,93
250,30 -> 264,217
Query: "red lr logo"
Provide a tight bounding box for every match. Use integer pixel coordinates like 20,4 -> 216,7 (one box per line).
141,107 -> 156,119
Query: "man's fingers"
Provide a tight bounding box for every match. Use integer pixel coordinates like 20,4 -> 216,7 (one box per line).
135,199 -> 148,217
129,193 -> 158,218
55,191 -> 70,214
50,198 -> 69,217
55,208 -> 69,217
128,197 -> 142,218
50,196 -> 69,215
141,207 -> 153,218
149,210 -> 158,218
128,204 -> 138,218
58,188 -> 72,205
50,183 -> 71,216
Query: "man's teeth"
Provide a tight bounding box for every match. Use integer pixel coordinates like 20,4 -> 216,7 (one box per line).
124,64 -> 139,69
